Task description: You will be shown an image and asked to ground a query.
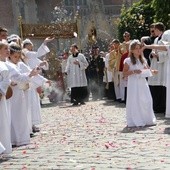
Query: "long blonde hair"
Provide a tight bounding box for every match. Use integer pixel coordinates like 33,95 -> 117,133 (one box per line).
129,39 -> 145,65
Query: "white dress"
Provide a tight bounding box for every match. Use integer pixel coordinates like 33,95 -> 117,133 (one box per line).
5,60 -> 33,134
0,142 -> 5,154
22,44 -> 49,125
0,61 -> 12,154
124,58 -> 156,127
22,43 -> 50,70
7,61 -> 30,146
18,61 -> 48,126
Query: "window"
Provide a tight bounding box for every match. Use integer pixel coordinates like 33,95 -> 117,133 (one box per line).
83,0 -> 87,5
103,0 -> 123,5
65,0 -> 69,6
77,0 -> 82,5
65,0 -> 74,6
77,0 -> 87,6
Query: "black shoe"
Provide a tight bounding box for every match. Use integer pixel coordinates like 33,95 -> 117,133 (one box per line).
116,99 -> 121,102
80,102 -> 85,105
30,133 -> 35,138
72,102 -> 78,106
32,126 -> 40,133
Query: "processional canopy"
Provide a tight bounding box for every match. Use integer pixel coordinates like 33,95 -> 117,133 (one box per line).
18,16 -> 78,39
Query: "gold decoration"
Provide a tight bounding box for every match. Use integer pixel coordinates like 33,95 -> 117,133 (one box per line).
18,16 -> 23,40
18,16 -> 78,39
22,23 -> 77,39
88,23 -> 97,44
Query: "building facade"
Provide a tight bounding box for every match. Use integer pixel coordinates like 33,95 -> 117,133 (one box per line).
0,0 -> 138,51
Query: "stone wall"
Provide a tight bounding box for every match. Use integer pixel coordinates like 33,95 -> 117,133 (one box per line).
0,0 -> 14,32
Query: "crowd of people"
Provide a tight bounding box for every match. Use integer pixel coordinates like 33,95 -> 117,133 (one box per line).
1,21 -> 170,156
0,26 -> 53,155
62,22 -> 170,128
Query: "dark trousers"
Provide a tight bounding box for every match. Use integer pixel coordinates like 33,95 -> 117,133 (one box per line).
89,76 -> 104,100
149,85 -> 166,113
71,86 -> 88,104
105,82 -> 116,100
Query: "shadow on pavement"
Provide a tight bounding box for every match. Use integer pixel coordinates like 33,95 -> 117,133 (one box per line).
164,127 -> 170,134
155,113 -> 170,126
0,158 -> 8,164
41,103 -> 59,108
164,119 -> 170,125
59,104 -> 81,108
0,155 -> 16,163
121,126 -> 148,133
102,100 -> 126,108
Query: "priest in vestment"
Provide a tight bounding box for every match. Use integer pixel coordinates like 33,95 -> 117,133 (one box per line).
144,30 -> 170,118
147,23 -> 166,114
65,44 -> 89,105
108,39 -> 122,100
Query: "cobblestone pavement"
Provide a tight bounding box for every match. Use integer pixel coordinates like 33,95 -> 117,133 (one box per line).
1,99 -> 170,170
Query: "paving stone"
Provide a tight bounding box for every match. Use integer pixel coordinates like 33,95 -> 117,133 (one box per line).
0,100 -> 170,170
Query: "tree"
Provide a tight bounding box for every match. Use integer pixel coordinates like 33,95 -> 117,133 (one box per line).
151,0 -> 170,29
118,0 -> 155,41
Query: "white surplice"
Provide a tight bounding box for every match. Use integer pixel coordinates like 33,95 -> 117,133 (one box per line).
65,53 -> 89,88
0,61 -> 12,154
104,53 -> 113,82
165,45 -> 170,118
148,37 -> 167,86
159,30 -> 170,118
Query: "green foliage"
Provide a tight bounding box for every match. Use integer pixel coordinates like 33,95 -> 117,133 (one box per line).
118,0 -> 170,41
151,0 -> 170,29
118,0 -> 155,41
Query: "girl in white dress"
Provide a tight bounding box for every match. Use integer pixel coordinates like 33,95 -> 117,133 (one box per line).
7,45 -> 30,146
7,42 -> 41,146
22,38 -> 52,131
0,41 -> 38,152
8,42 -> 47,146
123,40 -> 156,128
0,41 -> 12,154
